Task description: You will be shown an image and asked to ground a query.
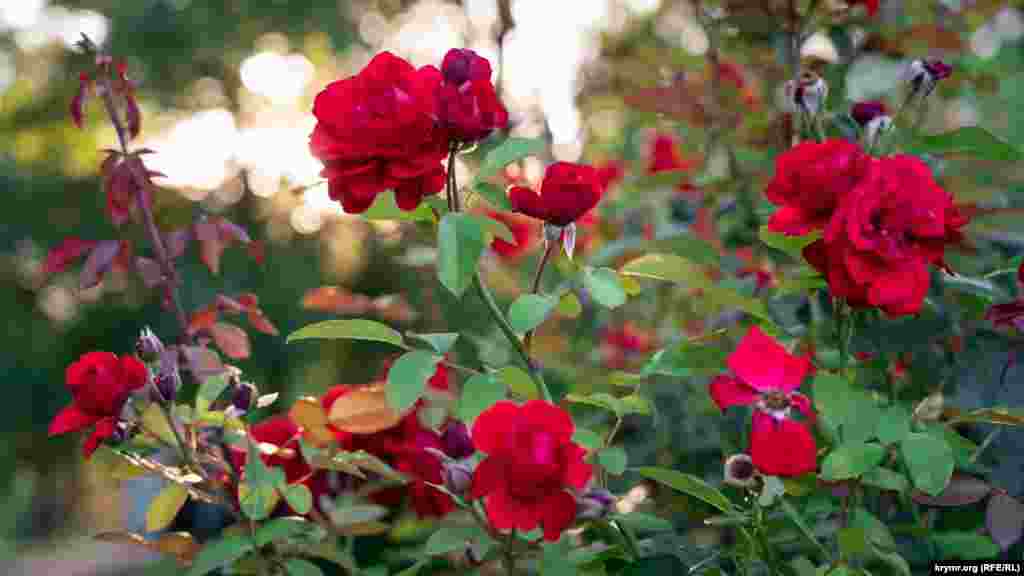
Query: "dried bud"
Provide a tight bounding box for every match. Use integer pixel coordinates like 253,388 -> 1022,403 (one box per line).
907,59 -> 953,98
723,454 -> 758,488
442,460 -> 473,496
850,101 -> 888,127
441,421 -> 474,460
231,381 -> 257,413
135,327 -> 164,362
786,71 -> 828,117
576,488 -> 617,520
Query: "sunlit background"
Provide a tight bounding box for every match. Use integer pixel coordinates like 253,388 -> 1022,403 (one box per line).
3,0 -> 1024,573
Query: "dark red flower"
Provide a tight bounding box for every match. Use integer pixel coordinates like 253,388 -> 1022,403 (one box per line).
437,49 -> 508,142
848,0 -> 880,16
647,132 -> 698,175
709,327 -> 817,477
806,154 -> 967,317
850,101 -> 888,127
765,139 -> 869,235
310,51 -> 448,214
49,352 -> 148,458
600,322 -> 657,370
469,400 -> 593,541
509,162 -> 603,227
485,209 -> 538,262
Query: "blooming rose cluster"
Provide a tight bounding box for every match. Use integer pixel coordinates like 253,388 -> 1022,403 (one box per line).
765,135 -> 968,317
309,49 -> 507,214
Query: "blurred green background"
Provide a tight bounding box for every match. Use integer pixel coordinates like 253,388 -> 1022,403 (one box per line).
2,0 -> 1023,573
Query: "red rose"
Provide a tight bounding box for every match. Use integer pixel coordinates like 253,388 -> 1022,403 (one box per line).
806,154 -> 967,317
310,52 -> 448,214
469,400 -> 593,541
49,352 -> 148,458
848,0 -> 879,16
765,139 -> 869,235
600,322 -> 657,370
647,132 -> 697,175
485,209 -> 538,262
437,49 -> 508,143
709,326 -> 817,477
509,162 -> 603,227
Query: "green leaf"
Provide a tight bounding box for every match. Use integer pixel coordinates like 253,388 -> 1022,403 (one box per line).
837,527 -> 870,558
635,466 -> 732,513
640,340 -> 728,378
608,512 -> 673,533
405,332 -> 459,354
239,481 -> 280,521
437,213 -> 487,298
282,484 -> 312,515
620,253 -> 707,286
776,266 -> 828,296
820,443 -> 886,481
472,181 -> 513,210
541,537 -> 575,576
597,447 -> 628,475
386,351 -> 442,413
942,273 -> 1006,302
932,531 -> 1001,561
361,190 -> 436,222
759,475 -> 786,507
508,294 -> 559,333
906,126 -> 1023,162
901,433 -> 955,497
395,561 -> 428,576
813,374 -> 854,434
758,226 -> 820,260
861,467 -> 909,493
565,393 -> 624,417
185,535 -> 255,576
287,319 -> 405,347
572,428 -> 603,450
283,558 -> 325,576
850,507 -> 897,550
496,365 -> 536,399
254,517 -> 315,547
468,213 -> 516,243
876,405 -> 911,445
620,394 -> 652,416
424,524 -> 493,556
872,547 -> 911,576
457,373 -> 506,424
844,391 -> 881,444
326,504 -> 389,528
655,235 -> 721,267
779,496 -> 828,557
582,267 -> 627,309
476,137 -> 547,181
145,483 -> 189,532
195,373 -> 231,413
556,291 -> 582,318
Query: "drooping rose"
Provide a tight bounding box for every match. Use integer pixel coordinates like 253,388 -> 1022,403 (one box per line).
469,400 -> 593,541
709,327 -> 817,477
310,52 -> 448,214
509,162 -> 603,228
436,49 -> 508,143
765,139 -> 869,235
49,352 -> 148,458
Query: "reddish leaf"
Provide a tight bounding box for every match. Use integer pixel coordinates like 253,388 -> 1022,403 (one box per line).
181,346 -> 225,380
247,309 -> 279,336
911,473 -> 991,507
987,491 -> 1024,551
214,294 -> 246,314
235,293 -> 259,309
301,286 -> 372,315
187,305 -> 219,336
80,240 -> 124,289
209,322 -> 250,360
197,233 -> 225,275
43,237 -> 97,276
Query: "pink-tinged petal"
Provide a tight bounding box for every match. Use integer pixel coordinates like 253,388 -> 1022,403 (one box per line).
485,489 -> 535,533
728,326 -> 809,393
708,375 -> 760,412
767,206 -> 819,236
508,186 -> 549,222
118,355 -> 149,392
469,456 -> 505,500
789,392 -> 816,423
868,262 -> 930,318
521,400 -> 574,444
65,351 -> 118,395
471,401 -> 520,455
540,491 -> 578,541
750,411 -> 817,477
43,237 -> 98,277
48,403 -> 101,436
562,444 -> 594,490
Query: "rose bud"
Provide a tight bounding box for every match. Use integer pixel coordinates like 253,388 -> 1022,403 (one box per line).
151,370 -> 180,404
231,381 -> 257,414
135,327 -> 164,362
723,454 -> 758,488
786,71 -> 828,117
576,488 -> 617,520
441,421 -> 474,460
850,100 -> 892,150
907,59 -> 953,99
442,460 -> 474,496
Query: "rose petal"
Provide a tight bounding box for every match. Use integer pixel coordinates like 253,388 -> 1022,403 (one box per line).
750,411 -> 817,477
48,403 -> 101,436
708,375 -> 760,411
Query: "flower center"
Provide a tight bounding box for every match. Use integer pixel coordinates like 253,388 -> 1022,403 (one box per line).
761,391 -> 790,411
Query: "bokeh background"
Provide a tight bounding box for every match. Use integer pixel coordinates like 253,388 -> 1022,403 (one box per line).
2,0 -> 1023,573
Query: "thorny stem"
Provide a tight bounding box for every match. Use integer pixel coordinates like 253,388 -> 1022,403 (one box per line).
443,139 -> 553,402
523,240 -> 557,354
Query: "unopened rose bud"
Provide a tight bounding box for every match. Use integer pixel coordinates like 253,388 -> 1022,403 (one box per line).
231,381 -> 257,414
907,59 -> 952,98
442,421 -> 474,460
441,48 -> 490,86
135,327 -> 164,362
850,100 -> 887,127
442,460 -> 473,496
723,454 -> 758,488
576,488 -> 617,520
786,72 -> 828,117
151,369 -> 180,404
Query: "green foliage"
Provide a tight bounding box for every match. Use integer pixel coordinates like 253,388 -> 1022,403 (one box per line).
385,350 -> 442,412
474,137 -> 547,181
901,433 -> 955,497
634,467 -> 733,513
456,372 -> 506,424
508,293 -> 559,333
582,266 -> 628,309
437,213 -> 488,297
286,319 -> 405,348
